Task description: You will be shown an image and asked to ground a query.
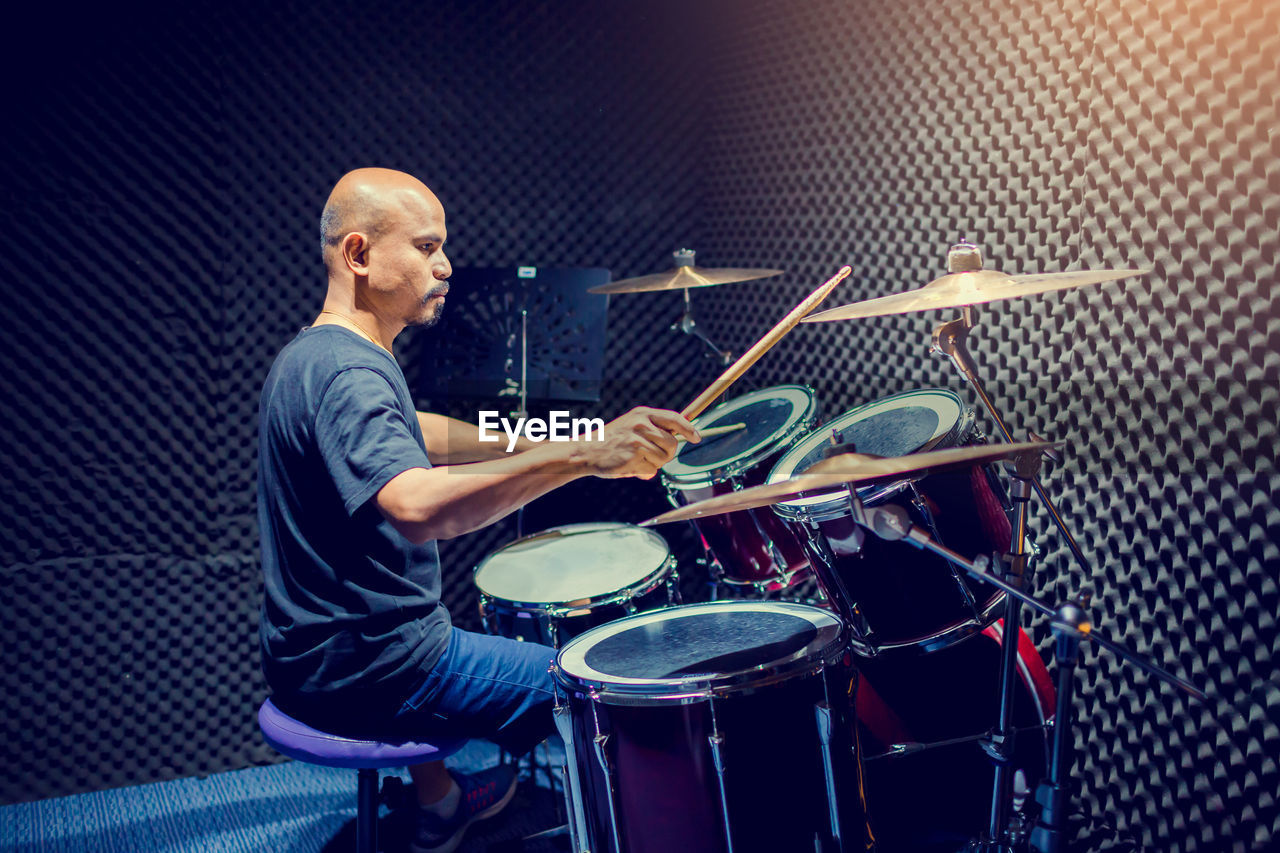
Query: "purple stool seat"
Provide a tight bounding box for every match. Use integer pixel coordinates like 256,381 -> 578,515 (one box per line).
258,698 -> 464,768
258,698 -> 467,853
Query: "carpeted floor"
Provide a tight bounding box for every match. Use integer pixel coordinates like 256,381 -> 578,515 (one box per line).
0,741 -> 567,853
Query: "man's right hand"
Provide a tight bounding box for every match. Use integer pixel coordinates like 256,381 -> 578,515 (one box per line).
577,406 -> 701,480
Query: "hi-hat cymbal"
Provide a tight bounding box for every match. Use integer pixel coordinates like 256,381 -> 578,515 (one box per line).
801,268 -> 1150,323
589,265 -> 783,294
641,440 -> 1057,526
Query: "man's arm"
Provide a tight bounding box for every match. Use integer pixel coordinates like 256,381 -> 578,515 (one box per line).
379,407 -> 698,543
416,412 -> 537,464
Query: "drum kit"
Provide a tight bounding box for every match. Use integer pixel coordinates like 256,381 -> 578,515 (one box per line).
471,244 -> 1208,853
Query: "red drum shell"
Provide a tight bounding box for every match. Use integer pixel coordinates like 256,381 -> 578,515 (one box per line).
855,624 -> 1054,849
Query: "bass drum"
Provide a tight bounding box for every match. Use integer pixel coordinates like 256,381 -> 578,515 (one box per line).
855,623 -> 1055,851
553,601 -> 872,853
475,522 -> 679,648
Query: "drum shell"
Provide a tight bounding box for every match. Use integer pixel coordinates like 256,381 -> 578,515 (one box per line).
479,564 -> 678,648
557,657 -> 867,853
660,385 -> 818,589
788,463 -> 1012,654
665,472 -> 811,586
855,624 -> 1054,850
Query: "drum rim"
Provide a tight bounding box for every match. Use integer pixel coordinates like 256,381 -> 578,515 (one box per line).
660,384 -> 818,484
552,601 -> 845,701
474,522 -> 675,610
768,388 -> 973,520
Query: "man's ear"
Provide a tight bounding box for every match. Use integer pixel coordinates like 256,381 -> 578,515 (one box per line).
342,232 -> 371,275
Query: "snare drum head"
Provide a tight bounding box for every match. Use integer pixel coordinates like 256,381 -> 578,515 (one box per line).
474,523 -> 670,607
556,601 -> 842,697
769,388 -> 968,515
661,385 -> 816,483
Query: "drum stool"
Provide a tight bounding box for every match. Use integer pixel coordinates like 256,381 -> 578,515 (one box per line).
257,699 -> 466,853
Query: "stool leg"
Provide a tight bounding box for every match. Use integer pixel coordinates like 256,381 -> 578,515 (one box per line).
357,768 -> 378,853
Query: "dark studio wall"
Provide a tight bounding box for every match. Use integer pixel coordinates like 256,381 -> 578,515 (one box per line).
690,0 -> 1279,850
0,0 -> 715,804
0,0 -> 1276,850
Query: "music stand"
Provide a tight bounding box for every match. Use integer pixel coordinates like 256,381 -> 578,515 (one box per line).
412,266 -> 611,404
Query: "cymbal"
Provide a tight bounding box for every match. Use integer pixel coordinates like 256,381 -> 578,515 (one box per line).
589,265 -> 783,295
641,440 -> 1057,526
801,268 -> 1150,323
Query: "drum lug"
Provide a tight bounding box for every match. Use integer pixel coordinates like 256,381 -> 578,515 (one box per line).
552,699 -> 592,853
707,700 -> 736,853
814,701 -> 843,849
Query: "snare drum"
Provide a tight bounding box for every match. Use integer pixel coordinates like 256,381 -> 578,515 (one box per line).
769,389 -> 1015,655
661,385 -> 818,589
475,523 -> 679,648
553,601 -> 870,853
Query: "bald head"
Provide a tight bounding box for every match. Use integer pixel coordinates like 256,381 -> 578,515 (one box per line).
320,168 -> 442,265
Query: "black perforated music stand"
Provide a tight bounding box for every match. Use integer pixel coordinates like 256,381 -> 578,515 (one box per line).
412,266 -> 611,403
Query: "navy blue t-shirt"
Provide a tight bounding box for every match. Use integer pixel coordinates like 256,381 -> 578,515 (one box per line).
257,325 -> 451,728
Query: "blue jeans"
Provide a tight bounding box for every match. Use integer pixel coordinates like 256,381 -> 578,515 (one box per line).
392,626 -> 557,755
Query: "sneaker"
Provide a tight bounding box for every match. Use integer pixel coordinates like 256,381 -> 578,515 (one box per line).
410,765 -> 518,853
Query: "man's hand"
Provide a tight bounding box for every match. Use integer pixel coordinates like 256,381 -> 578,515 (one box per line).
577,406 -> 700,480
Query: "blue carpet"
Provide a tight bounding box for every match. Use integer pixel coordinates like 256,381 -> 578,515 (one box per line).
0,742 -> 565,853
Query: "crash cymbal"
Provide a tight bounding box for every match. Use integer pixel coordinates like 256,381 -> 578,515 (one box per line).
801,268 -> 1150,323
589,265 -> 784,295
641,440 -> 1057,526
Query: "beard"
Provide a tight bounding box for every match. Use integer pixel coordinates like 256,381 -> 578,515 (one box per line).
416,285 -> 449,328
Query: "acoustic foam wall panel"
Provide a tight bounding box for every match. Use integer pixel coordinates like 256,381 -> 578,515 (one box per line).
694,0 -> 1279,848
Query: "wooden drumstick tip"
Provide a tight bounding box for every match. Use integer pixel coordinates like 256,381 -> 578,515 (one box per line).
684,422 -> 746,441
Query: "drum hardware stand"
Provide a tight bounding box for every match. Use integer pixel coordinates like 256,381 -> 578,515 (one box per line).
669,250 -> 735,365
552,698 -> 592,853
816,665 -> 846,850
1028,601 -> 1088,853
974,447 -> 1040,852
863,723 -> 1049,762
706,696 -> 737,853
841,492 -> 1206,852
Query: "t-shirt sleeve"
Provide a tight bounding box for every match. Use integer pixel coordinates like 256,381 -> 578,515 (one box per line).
315,367 -> 432,516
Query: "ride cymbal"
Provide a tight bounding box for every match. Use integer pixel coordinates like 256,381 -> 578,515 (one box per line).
641,441 -> 1057,526
802,268 -> 1149,322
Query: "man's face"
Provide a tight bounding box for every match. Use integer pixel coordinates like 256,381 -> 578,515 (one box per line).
365,189 -> 452,328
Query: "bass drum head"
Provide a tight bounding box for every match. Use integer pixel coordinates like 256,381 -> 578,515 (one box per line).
555,601 -> 843,701
662,385 -> 817,485
769,388 -> 969,519
474,522 -> 671,609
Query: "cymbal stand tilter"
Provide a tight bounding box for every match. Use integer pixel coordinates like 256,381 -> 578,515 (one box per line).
669,250 -> 734,366
841,491 -> 1206,853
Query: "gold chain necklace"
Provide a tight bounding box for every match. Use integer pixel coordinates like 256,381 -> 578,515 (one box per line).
317,310 -> 390,353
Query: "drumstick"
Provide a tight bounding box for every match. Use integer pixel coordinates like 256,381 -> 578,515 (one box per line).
680,266 -> 852,420
681,422 -> 746,441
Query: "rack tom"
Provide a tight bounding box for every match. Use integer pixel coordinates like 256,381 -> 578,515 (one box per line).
661,385 -> 817,590
769,388 -> 1015,655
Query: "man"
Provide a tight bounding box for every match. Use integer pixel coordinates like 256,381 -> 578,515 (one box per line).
257,167 -> 699,853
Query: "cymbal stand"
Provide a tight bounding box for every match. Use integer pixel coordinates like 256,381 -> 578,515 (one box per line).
929,242 -> 1086,850
669,250 -> 733,365
843,495 -> 1205,852
931,245 -> 1088,572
